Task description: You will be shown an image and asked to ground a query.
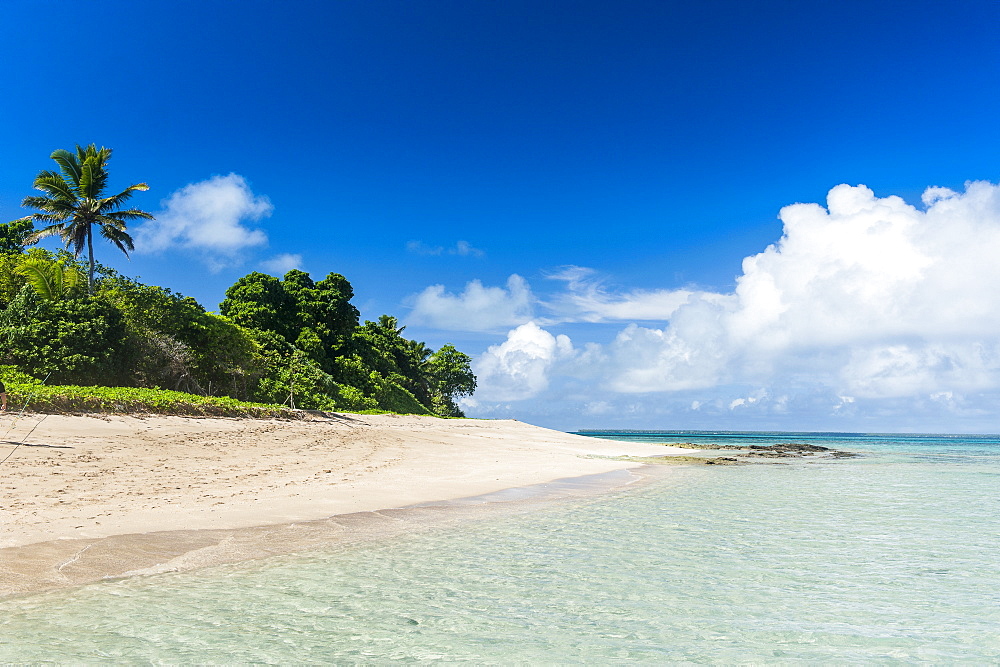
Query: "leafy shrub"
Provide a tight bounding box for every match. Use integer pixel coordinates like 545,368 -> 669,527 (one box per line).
253,349 -> 339,410
331,384 -> 379,411
2,383 -> 299,418
0,287 -> 128,384
373,376 -> 433,415
0,364 -> 43,387
100,276 -> 264,397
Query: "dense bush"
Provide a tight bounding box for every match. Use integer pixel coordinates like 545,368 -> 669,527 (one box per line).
0,252 -> 476,417
372,376 -> 433,415
100,275 -> 265,397
0,286 -> 128,384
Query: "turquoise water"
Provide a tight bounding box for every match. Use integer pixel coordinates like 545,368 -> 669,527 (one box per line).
3,432 -> 1000,662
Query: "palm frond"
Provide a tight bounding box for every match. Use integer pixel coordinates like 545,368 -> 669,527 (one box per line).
106,237 -> 132,257
62,262 -> 82,292
50,149 -> 81,187
20,196 -> 74,216
33,169 -> 66,184
15,257 -> 83,300
31,172 -> 78,201
59,223 -> 88,256
79,158 -> 96,198
105,207 -> 155,222
82,145 -> 111,190
99,223 -> 135,254
89,148 -> 112,193
95,214 -> 128,229
100,184 -> 150,212
16,258 -> 56,300
24,223 -> 70,245
19,213 -> 64,226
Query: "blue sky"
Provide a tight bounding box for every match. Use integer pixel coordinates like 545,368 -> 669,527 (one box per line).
3,0 -> 1000,431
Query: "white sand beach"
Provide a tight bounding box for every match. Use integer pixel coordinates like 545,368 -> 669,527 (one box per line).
0,412 -> 693,596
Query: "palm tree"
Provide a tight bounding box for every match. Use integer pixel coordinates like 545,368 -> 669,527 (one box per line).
377,314 -> 406,335
12,144 -> 153,293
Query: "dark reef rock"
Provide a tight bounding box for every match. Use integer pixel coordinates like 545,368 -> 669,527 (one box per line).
688,441 -> 858,461
743,450 -> 796,458
691,443 -> 745,450
704,457 -> 739,465
749,443 -> 830,452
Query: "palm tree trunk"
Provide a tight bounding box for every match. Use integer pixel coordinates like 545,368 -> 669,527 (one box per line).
87,226 -> 95,295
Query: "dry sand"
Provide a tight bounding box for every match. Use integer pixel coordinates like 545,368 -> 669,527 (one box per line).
0,412 -> 694,597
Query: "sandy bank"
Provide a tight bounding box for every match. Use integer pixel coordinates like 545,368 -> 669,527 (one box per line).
0,413 -> 694,597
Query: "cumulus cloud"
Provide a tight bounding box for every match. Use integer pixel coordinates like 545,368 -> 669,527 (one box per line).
473,322 -> 575,400
601,182 -> 1000,399
135,174 -> 273,269
260,253 -> 303,275
447,181 -> 1000,428
408,274 -> 535,331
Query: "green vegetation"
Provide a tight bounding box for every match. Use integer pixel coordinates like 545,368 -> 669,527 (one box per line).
1,369 -> 296,418
2,146 -> 477,418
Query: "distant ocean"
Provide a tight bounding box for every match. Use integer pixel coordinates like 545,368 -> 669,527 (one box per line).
2,431 -> 999,662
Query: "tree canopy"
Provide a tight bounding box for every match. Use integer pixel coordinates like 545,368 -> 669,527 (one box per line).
219,268 -> 471,415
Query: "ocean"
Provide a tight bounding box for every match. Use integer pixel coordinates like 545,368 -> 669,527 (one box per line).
2,431 -> 999,662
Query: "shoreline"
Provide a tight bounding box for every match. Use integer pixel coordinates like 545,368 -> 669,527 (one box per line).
0,413 -> 697,598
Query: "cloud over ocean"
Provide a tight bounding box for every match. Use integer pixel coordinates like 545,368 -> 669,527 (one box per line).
411,182 -> 1000,430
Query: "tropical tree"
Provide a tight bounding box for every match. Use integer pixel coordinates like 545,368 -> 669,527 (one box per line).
12,144 -> 153,293
219,272 -> 297,342
426,344 -> 477,417
0,219 -> 35,254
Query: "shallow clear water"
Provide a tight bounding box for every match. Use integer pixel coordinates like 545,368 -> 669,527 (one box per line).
3,433 -> 1000,662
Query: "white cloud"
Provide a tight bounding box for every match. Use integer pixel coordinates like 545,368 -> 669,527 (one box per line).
135,174 -> 273,269
453,240 -> 484,257
605,297 -> 737,393
408,274 -> 535,331
729,389 -> 768,410
407,240 -> 484,257
839,342 -> 1000,398
455,181 -> 1000,429
407,268 -> 721,330
544,266 -> 724,322
473,322 -> 575,400
602,182 -> 1000,398
260,253 -> 303,274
